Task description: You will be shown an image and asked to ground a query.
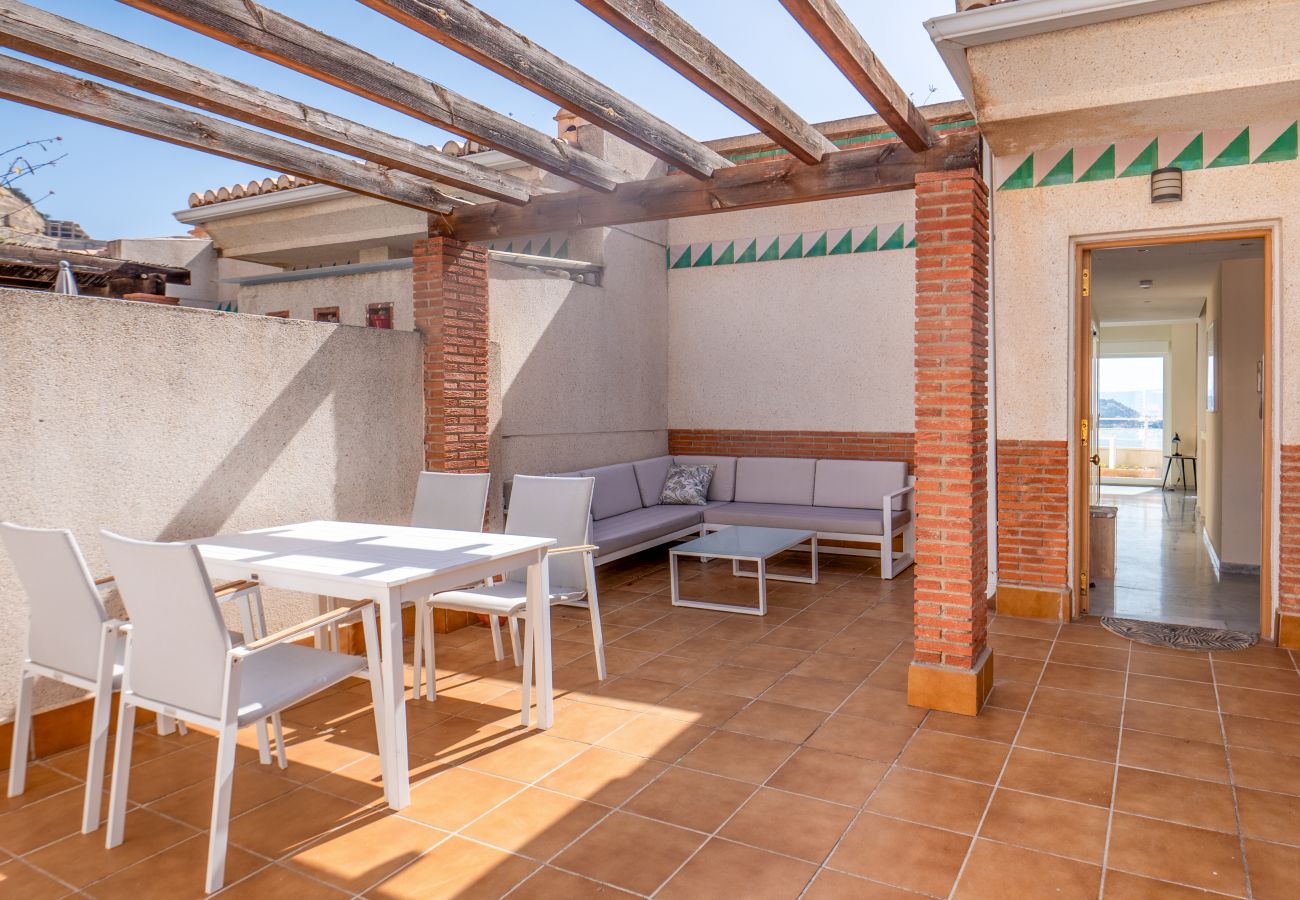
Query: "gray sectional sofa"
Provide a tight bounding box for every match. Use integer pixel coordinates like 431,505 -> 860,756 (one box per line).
558,455 -> 916,579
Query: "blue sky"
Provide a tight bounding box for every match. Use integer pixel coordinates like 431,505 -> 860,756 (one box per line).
1,1 -> 960,238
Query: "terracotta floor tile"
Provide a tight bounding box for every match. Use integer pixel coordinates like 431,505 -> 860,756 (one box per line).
653,687 -> 750,726
1236,787 -> 1300,845
1222,714 -> 1300,756
980,788 -> 1109,863
581,676 -> 681,712
723,643 -> 809,672
829,812 -> 971,897
1106,812 -> 1246,895
43,729 -> 180,781
1056,623 -> 1135,651
544,700 -> 638,744
803,868 -> 926,899
1040,661 -> 1128,697
785,609 -> 859,634
552,811 -> 704,895
867,768 -> 992,834
666,636 -> 743,661
0,783 -> 106,855
1127,652 -> 1213,683
678,731 -> 797,783
1101,869 -> 1226,899
508,865 -> 637,898
756,626 -> 832,652
1118,728 -> 1227,785
986,633 -> 1054,661
622,766 -> 754,832
721,787 -> 855,862
1213,661 -> 1300,694
460,787 -> 608,859
145,764 -> 299,830
536,746 -> 664,806
1244,838 -> 1300,900
25,806 -> 196,890
760,675 -> 857,712
999,748 -> 1115,807
897,731 -> 1009,784
218,864 -> 349,898
282,812 -> 445,894
1049,641 -> 1130,671
790,652 -> 881,684
0,858 -> 72,900
1029,686 -> 1124,727
1214,645 -> 1297,670
1016,713 -> 1119,762
462,733 -> 585,782
658,838 -> 817,900
839,686 -> 927,727
1125,699 -> 1224,744
1229,746 -> 1300,796
808,715 -> 916,763
625,654 -> 717,687
1218,685 -> 1300,724
1126,673 -> 1219,710
0,765 -> 81,815
402,767 -> 521,832
1113,767 -> 1237,832
985,680 -> 1035,712
921,707 -> 1024,744
690,664 -> 783,699
992,654 -> 1046,685
989,616 -> 1060,640
595,713 -> 711,762
228,786 -> 364,858
365,834 -> 538,899
954,839 -> 1101,899
722,700 -> 827,743
768,747 -> 889,805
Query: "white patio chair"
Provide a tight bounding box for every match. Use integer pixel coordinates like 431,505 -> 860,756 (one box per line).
0,523 -> 263,834
100,531 -> 385,894
414,475 -> 606,702
408,471 -> 490,699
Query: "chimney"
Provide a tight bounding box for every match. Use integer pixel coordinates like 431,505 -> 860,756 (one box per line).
554,109 -> 589,144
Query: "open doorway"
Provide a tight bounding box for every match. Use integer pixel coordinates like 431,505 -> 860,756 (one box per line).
1081,235 -> 1267,634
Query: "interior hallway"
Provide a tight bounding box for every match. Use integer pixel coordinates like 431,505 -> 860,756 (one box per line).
1090,485 -> 1259,633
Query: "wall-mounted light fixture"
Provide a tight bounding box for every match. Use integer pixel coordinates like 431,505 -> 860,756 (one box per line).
1139,279 -> 1154,289
1151,167 -> 1183,203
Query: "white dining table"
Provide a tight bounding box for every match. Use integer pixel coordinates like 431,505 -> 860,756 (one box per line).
190,520 -> 554,810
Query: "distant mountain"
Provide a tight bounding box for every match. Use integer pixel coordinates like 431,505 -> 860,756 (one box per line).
1099,397 -> 1141,419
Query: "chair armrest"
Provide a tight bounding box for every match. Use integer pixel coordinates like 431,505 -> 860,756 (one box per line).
94,575 -> 115,590
213,579 -> 260,600
234,600 -> 371,655
549,544 -> 599,556
883,485 -> 915,509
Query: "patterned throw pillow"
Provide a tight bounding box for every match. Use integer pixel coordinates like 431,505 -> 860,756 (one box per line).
659,464 -> 715,506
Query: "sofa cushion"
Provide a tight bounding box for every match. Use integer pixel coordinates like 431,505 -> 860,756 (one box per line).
673,455 -> 737,502
814,459 -> 909,511
734,457 -> 816,505
581,463 -> 643,521
704,502 -> 910,536
592,505 -> 705,555
659,463 -> 714,505
632,455 -> 673,507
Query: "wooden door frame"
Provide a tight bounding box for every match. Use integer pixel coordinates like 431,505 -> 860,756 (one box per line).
1073,227 -> 1275,640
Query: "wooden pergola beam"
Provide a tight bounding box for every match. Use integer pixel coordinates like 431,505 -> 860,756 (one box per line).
779,0 -> 938,152
0,55 -> 460,215
575,0 -> 837,166
440,129 -> 980,243
357,0 -> 731,180
0,2 -> 534,204
119,0 -> 630,192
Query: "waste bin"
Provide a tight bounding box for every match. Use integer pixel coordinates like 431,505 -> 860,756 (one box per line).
1090,505 -> 1117,580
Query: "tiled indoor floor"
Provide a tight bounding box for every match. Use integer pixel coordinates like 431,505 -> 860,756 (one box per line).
2,550 -> 1299,898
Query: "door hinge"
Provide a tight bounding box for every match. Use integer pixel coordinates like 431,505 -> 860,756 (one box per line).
1080,418 -> 1089,447
1080,571 -> 1089,595
1082,266 -> 1090,298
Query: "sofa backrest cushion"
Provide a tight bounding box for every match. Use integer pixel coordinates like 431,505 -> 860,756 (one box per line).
673,455 -> 737,501
814,459 -> 909,511
734,457 -> 816,505
581,463 -> 644,520
632,456 -> 673,507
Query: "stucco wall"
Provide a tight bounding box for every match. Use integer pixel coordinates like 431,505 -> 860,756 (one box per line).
489,221 -> 670,514
239,266 -> 415,329
0,289 -> 423,718
666,191 -> 916,433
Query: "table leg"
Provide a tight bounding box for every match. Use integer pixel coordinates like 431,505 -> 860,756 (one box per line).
378,594 -> 408,809
526,552 -> 553,730
757,558 -> 768,616
1161,457 -> 1174,490
1192,458 -> 1197,490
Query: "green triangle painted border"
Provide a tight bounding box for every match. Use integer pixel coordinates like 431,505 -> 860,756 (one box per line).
1038,149 -> 1075,187
670,247 -> 693,269
714,242 -> 735,265
854,227 -> 879,253
1000,155 -> 1034,190
780,235 -> 804,260
829,231 -> 852,255
735,239 -> 757,264
1077,145 -> 1116,183
1169,133 -> 1204,171
1255,123 -> 1298,164
804,232 -> 828,258
1119,139 -> 1158,178
757,237 -> 781,262
1209,128 -> 1251,168
692,244 -> 713,267
879,225 -> 905,251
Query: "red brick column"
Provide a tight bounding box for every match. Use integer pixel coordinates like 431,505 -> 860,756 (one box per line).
412,236 -> 490,474
1279,444 -> 1300,647
995,440 -> 1071,619
412,235 -> 490,635
907,169 -> 995,716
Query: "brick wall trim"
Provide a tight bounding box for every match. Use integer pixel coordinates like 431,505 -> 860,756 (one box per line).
668,429 -> 914,470
996,439 -> 1070,590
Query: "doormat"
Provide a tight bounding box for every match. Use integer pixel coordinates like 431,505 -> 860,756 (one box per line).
1100,617 -> 1258,652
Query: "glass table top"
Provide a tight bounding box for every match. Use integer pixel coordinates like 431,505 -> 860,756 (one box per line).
672,526 -> 815,559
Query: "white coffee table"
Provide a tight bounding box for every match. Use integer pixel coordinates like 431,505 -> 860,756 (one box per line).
669,526 -> 818,616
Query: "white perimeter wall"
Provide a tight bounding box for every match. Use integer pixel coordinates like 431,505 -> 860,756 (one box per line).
665,191 -> 917,433
0,290 -> 423,717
